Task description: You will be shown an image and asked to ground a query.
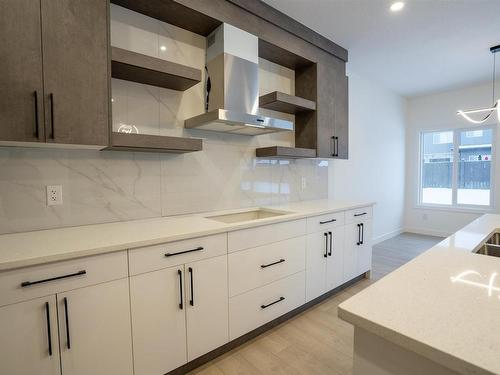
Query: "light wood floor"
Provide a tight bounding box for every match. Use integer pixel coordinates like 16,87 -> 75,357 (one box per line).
189,233 -> 443,375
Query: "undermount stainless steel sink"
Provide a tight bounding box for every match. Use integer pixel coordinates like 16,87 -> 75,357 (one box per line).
205,208 -> 293,224
476,232 -> 500,257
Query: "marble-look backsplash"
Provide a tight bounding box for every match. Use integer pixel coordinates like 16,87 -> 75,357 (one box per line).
0,6 -> 328,235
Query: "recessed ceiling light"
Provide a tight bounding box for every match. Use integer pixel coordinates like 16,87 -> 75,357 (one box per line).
390,2 -> 405,12
160,45 -> 167,51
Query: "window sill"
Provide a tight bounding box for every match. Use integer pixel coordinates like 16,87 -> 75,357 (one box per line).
414,203 -> 495,215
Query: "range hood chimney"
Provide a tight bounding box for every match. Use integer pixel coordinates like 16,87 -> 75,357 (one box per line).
184,24 -> 294,135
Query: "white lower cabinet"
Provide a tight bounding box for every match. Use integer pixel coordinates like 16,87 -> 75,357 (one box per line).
130,254 -> 228,375
130,266 -> 187,375
58,278 -> 134,375
0,296 -> 61,375
306,227 -> 345,302
344,220 -> 373,281
185,255 -> 229,361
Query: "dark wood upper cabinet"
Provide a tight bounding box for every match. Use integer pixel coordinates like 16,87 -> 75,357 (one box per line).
41,0 -> 109,147
0,0 -> 45,143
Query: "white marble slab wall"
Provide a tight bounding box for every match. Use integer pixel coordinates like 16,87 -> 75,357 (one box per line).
0,5 -> 328,235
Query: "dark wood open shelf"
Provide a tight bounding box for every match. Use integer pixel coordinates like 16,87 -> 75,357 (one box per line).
259,40 -> 313,70
260,91 -> 316,114
256,146 -> 316,159
111,47 -> 202,91
105,132 -> 202,153
111,0 -> 221,36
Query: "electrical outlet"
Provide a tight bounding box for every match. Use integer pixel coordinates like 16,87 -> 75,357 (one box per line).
46,185 -> 63,206
301,177 -> 307,190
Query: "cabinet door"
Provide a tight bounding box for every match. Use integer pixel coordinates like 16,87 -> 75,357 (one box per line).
305,232 -> 328,301
185,255 -> 229,361
0,296 -> 60,375
40,0 -> 109,146
130,266 -> 187,375
344,223 -> 360,281
0,0 -> 45,142
357,220 -> 373,275
326,228 -> 345,290
58,278 -> 133,375
334,74 -> 349,159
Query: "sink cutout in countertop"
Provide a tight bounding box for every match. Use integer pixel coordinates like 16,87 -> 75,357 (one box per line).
205,208 -> 294,224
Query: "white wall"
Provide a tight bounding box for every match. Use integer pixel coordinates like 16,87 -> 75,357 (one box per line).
405,82 -> 499,236
329,72 -> 407,243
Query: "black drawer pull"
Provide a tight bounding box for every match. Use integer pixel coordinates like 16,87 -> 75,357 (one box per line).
178,269 -> 183,310
45,302 -> 52,356
319,218 -> 336,225
354,212 -> 367,217
64,297 -> 71,350
165,246 -> 203,257
33,91 -> 39,138
21,270 -> 86,287
261,296 -> 285,309
261,259 -> 285,268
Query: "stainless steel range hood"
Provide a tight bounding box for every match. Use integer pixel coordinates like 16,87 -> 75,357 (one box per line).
184,24 -> 293,135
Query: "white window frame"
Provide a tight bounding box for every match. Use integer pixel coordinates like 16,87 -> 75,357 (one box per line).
417,125 -> 496,212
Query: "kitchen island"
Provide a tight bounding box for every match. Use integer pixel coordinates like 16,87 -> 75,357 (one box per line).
339,214 -> 500,375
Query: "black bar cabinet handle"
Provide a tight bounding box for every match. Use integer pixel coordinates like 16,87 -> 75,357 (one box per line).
63,297 -> 71,350
21,270 -> 86,287
328,231 -> 333,256
261,259 -> 285,268
165,246 -> 203,257
188,267 -> 194,306
356,224 -> 361,246
45,302 -> 52,356
33,91 -> 39,138
324,232 -> 328,258
319,218 -> 336,225
178,269 -> 183,310
331,136 -> 336,157
354,212 -> 367,217
261,296 -> 285,309
49,93 -> 54,139
361,223 -> 364,245
335,136 -> 339,157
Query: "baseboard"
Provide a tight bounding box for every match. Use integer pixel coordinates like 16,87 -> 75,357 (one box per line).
372,228 -> 404,245
403,227 -> 450,238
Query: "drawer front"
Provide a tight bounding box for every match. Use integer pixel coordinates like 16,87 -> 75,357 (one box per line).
228,219 -> 306,253
229,271 -> 305,340
307,211 -> 345,233
129,233 -> 227,276
0,251 -> 128,307
228,236 -> 306,297
345,206 -> 373,224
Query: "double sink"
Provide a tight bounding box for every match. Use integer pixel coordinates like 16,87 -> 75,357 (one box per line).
476,232 -> 500,257
205,208 -> 293,224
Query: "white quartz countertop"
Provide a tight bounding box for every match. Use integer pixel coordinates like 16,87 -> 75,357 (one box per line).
339,214 -> 500,375
0,199 -> 373,272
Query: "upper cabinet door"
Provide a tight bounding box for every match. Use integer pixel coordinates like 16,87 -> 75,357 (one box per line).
40,0 -> 109,147
334,74 -> 349,159
58,278 -> 133,375
0,0 -> 44,142
0,296 -> 61,375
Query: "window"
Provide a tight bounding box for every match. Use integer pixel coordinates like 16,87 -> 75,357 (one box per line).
419,127 -> 494,208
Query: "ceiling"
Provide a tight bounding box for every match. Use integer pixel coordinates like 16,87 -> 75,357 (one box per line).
262,0 -> 500,97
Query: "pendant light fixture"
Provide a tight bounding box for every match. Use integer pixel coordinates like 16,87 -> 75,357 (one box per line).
457,45 -> 500,124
